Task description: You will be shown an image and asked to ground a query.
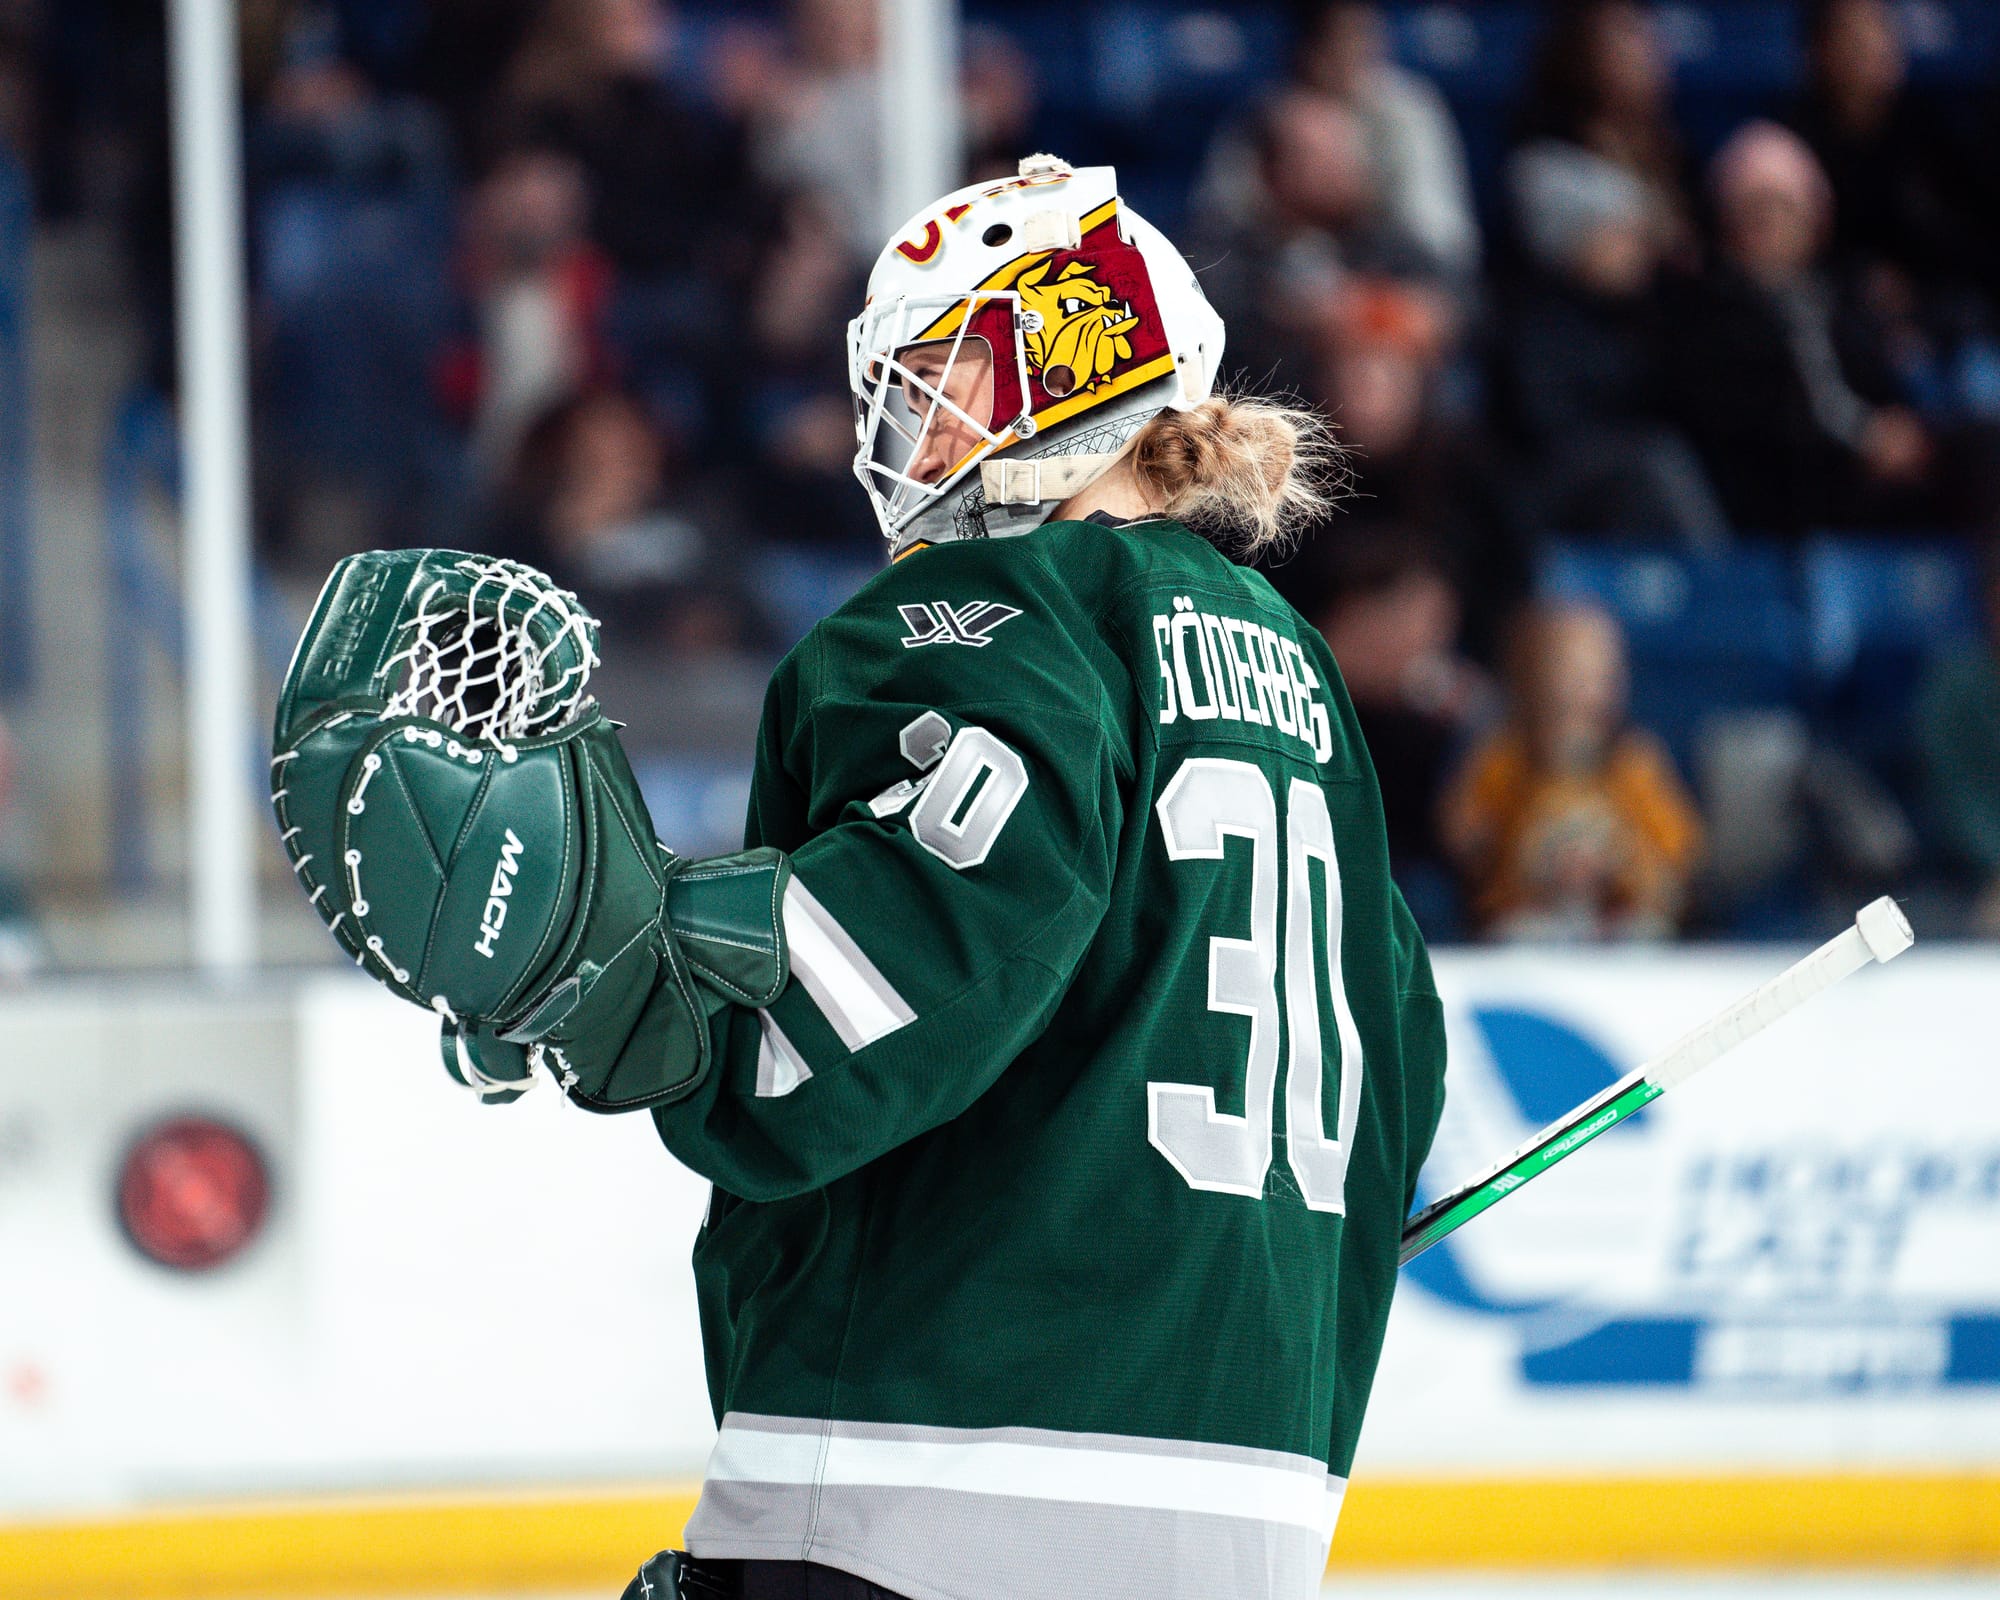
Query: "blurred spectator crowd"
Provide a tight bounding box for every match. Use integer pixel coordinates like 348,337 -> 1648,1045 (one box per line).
4,0 -> 2000,944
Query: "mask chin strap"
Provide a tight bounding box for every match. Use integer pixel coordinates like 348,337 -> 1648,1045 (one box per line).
979,452 -> 1125,507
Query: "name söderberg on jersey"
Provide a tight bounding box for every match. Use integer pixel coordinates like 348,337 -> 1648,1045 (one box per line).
1152,596 -> 1333,762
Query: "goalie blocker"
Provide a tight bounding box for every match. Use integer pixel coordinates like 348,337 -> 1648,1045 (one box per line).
271,548 -> 790,1107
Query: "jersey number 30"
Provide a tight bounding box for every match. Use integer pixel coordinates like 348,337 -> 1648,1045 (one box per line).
1150,757 -> 1364,1215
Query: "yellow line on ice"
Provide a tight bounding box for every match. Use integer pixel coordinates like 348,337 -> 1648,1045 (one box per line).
0,1487 -> 701,1600
1331,1473 -> 2000,1569
2,1474 -> 1997,1598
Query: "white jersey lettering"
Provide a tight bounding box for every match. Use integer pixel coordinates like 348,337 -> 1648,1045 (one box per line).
1150,599 -> 1330,764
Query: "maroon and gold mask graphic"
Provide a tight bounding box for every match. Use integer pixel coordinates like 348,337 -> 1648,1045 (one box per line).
914,199 -> 1174,427
1016,257 -> 1141,396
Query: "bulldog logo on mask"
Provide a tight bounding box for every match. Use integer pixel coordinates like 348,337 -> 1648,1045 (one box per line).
1015,259 -> 1140,398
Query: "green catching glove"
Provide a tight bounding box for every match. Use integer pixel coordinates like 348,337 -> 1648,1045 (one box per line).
270,549 -> 789,1108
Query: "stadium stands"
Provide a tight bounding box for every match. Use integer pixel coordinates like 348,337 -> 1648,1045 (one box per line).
0,149 -> 29,699
9,0 -> 2000,945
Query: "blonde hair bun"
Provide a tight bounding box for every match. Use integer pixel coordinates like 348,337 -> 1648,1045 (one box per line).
1132,393 -> 1346,556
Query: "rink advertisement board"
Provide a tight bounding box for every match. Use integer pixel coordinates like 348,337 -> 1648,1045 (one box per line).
0,947 -> 1996,1517
1366,945 -> 2000,1475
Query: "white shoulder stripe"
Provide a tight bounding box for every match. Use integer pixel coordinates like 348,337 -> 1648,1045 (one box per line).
781,877 -> 916,1050
754,1011 -> 812,1098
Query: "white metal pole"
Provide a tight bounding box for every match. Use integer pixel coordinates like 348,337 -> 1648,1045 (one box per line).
880,0 -> 962,242
167,0 -> 257,974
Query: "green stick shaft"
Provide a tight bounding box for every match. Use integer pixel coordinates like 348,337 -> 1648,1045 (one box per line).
1398,898 -> 1913,1267
1400,1078 -> 1663,1265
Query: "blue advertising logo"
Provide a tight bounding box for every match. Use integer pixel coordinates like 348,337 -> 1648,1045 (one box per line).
1407,1006 -> 2000,1391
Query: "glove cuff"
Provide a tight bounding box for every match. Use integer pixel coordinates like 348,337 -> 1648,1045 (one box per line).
667,848 -> 792,1007
507,847 -> 792,1113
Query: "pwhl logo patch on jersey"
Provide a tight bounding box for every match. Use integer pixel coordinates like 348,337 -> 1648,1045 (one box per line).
898,601 -> 1022,649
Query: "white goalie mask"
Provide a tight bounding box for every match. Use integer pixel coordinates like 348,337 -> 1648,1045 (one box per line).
848,154 -> 1226,553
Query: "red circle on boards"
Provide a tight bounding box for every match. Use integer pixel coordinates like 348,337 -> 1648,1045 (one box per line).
116,1116 -> 271,1273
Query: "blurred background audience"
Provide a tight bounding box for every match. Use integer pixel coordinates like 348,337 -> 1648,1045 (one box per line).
1513,0 -> 1696,264
7,0 -> 2000,947
1917,540 -> 2000,937
1666,118 -> 1942,538
0,708 -> 37,980
1292,0 -> 1481,283
1502,138 -> 1726,548
1442,601 -> 1703,941
1306,531 -> 1495,934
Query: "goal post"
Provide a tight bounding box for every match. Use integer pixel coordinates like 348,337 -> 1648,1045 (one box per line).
167,0 -> 257,973
879,0 -> 963,243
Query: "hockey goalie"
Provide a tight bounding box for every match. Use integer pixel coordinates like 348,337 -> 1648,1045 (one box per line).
271,156 -> 1449,1600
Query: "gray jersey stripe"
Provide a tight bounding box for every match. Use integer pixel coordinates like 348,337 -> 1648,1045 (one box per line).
782,877 -> 917,1049
686,1478 -> 1333,1600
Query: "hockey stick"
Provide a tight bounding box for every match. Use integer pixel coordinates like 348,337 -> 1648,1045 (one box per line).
1399,896 -> 1914,1266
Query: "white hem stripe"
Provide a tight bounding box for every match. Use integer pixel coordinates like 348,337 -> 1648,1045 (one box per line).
703,1420 -> 1344,1540
782,878 -> 916,1049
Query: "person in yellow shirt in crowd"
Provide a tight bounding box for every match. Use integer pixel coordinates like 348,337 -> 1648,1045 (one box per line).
1441,602 -> 1703,940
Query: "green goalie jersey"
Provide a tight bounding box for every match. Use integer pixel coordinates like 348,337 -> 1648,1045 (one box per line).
651,516 -> 1447,1600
